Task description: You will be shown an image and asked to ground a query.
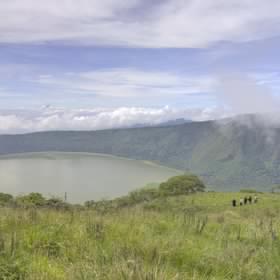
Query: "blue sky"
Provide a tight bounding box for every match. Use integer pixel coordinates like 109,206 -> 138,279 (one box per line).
0,0 -> 280,132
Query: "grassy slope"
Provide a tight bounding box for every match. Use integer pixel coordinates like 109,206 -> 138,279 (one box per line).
1,192 -> 280,279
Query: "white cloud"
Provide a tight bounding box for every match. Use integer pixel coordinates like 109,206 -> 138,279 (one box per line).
0,106 -> 228,134
0,0 -> 280,47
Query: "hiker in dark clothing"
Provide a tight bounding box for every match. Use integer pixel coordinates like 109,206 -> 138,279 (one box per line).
232,199 -> 237,207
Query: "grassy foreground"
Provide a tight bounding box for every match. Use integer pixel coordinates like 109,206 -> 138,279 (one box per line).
0,192 -> 280,279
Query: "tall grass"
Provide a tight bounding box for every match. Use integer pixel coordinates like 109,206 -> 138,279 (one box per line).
0,192 -> 279,279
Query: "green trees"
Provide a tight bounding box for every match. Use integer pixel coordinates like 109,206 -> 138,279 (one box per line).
84,174 -> 206,210
128,186 -> 159,203
17,192 -> 46,206
159,174 -> 205,196
0,193 -> 13,205
0,175 -> 205,210
16,193 -> 69,209
0,191 -> 70,209
240,189 -> 258,193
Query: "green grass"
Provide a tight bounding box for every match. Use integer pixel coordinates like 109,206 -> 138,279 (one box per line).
0,192 -> 280,279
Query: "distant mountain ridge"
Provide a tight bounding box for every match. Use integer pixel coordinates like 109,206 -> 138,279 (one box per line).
131,118 -> 192,128
0,114 -> 280,190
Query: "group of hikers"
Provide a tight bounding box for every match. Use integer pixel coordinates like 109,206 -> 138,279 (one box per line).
232,195 -> 258,207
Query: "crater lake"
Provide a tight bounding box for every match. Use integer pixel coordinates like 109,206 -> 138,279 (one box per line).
0,152 -> 182,203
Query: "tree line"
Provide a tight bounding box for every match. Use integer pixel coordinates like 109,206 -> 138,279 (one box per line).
0,174 -> 206,210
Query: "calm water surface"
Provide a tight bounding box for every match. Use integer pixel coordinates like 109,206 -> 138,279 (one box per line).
0,152 -> 181,203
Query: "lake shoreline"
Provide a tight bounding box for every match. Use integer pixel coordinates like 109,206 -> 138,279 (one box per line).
0,151 -> 182,203
0,151 -> 183,173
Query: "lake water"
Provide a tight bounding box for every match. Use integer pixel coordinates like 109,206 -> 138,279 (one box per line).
0,152 -> 181,203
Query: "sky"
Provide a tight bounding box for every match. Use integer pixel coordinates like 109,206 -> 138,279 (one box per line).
1,0 -> 280,133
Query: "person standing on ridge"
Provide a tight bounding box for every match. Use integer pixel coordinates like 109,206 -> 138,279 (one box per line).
248,196 -> 252,204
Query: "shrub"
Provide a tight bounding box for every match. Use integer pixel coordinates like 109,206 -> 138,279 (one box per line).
0,193 -> 13,205
159,175 -> 205,196
84,200 -> 96,208
128,187 -> 160,203
46,197 -> 71,210
240,189 -> 260,193
16,192 -> 46,207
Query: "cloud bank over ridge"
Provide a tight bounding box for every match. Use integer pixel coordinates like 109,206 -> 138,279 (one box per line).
0,106 -> 228,134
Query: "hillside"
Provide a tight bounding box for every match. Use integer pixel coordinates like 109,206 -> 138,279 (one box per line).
0,191 -> 279,279
1,115 -> 280,189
